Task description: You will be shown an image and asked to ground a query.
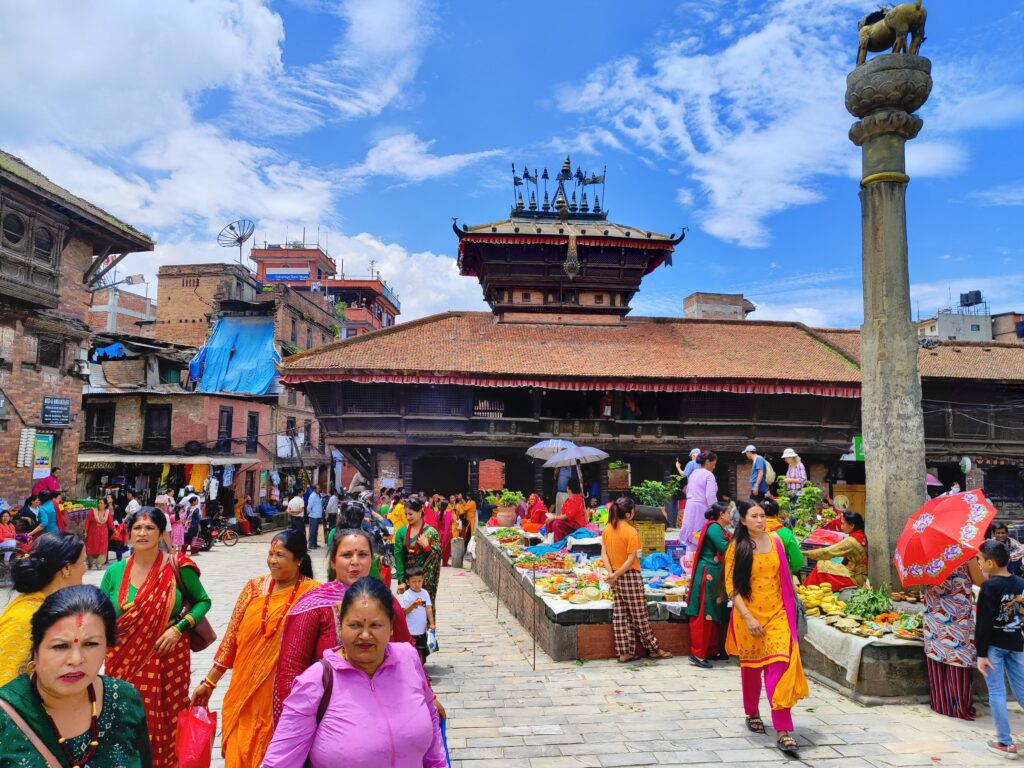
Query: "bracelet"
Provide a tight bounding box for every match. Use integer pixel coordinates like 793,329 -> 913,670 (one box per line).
202,676 -> 218,690
184,614 -> 197,629
170,625 -> 183,636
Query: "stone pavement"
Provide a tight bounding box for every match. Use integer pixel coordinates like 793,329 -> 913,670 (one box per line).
7,535 -> 1009,767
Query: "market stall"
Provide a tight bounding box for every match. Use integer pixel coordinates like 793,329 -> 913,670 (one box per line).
473,526 -> 692,662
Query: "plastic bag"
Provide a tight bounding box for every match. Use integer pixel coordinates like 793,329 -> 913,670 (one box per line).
427,628 -> 438,652
176,706 -> 217,768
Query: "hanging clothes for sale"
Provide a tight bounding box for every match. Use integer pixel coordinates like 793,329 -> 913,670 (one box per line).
189,464 -> 209,491
208,476 -> 219,500
159,464 -> 170,488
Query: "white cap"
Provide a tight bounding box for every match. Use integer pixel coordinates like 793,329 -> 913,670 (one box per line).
689,448 -> 701,457
782,448 -> 799,458
742,444 -> 757,454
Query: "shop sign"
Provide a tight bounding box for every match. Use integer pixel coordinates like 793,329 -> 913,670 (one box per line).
852,435 -> 865,462
33,433 -> 54,479
41,397 -> 72,426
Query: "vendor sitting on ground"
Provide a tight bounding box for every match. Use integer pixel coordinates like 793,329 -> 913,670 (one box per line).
588,497 -> 608,526
803,511 -> 867,590
548,480 -> 587,542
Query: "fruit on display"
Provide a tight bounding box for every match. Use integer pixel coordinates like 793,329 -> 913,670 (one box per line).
795,583 -> 846,616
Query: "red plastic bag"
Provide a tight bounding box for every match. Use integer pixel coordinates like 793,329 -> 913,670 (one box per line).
176,706 -> 217,768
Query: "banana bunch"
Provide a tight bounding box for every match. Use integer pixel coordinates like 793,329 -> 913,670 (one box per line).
795,583 -> 846,617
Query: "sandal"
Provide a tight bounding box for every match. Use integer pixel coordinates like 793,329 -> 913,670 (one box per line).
651,649 -> 673,659
745,715 -> 766,734
617,654 -> 641,663
777,734 -> 799,755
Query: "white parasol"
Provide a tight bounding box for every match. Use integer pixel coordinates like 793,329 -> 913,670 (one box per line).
542,445 -> 609,491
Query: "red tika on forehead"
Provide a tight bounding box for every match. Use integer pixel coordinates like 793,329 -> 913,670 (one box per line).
75,613 -> 85,629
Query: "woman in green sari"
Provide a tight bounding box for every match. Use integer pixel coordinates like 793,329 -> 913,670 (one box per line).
684,501 -> 733,669
0,585 -> 151,767
393,498 -> 442,608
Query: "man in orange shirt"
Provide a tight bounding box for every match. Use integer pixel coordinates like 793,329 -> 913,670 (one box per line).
550,479 -> 587,542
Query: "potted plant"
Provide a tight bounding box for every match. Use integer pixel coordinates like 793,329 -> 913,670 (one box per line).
608,460 -> 630,490
629,477 -> 681,522
494,489 -> 525,527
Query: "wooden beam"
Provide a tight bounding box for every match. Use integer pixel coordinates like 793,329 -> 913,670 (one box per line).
82,243 -> 114,283
89,253 -> 128,286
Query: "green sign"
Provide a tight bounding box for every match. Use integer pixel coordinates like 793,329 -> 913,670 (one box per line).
853,436 -> 865,462
32,433 -> 54,479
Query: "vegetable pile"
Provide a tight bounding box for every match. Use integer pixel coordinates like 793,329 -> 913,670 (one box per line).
845,584 -> 892,620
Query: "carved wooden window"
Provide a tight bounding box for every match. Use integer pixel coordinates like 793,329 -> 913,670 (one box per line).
33,228 -> 53,263
343,384 -> 398,414
2,213 -> 25,246
142,404 -> 172,450
521,292 -> 531,303
85,404 -> 116,443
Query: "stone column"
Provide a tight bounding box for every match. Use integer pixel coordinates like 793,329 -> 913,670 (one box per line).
846,55 -> 932,586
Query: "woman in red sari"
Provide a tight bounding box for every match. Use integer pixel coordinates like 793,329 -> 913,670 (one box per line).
84,497 -> 114,569
272,527 -> 413,724
100,507 -> 212,768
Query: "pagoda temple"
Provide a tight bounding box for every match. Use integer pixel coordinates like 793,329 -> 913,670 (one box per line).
280,159 -> 871,498
455,156 -> 684,324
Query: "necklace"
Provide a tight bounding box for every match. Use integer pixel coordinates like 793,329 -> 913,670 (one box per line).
260,575 -> 305,638
32,676 -> 99,768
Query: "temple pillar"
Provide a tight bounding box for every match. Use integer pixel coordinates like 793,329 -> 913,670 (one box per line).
846,54 -> 932,586
468,458 -> 480,494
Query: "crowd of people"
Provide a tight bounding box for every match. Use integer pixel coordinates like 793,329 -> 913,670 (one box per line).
2,458 -> 1023,764
0,483 -> 456,768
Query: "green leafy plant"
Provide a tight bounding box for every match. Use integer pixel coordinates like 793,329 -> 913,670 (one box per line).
334,301 -> 347,319
845,584 -> 892,619
629,476 -> 680,507
777,482 -> 831,539
609,460 -> 628,470
486,489 -> 525,507
329,323 -> 340,338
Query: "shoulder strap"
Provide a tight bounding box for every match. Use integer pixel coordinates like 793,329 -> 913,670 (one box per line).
0,698 -> 64,768
315,658 -> 333,724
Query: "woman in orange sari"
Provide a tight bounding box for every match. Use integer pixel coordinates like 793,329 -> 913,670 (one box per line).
101,507 -> 212,768
191,528 -> 318,768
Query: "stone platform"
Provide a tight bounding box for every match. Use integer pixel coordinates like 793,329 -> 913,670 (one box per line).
473,531 -> 690,661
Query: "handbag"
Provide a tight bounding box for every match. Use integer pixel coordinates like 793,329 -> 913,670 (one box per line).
169,555 -> 218,652
0,698 -> 63,768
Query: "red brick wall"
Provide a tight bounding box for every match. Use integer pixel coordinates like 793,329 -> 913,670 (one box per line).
576,622 -> 691,660
153,264 -> 257,347
0,239 -> 93,501
87,287 -> 155,337
479,459 -> 505,491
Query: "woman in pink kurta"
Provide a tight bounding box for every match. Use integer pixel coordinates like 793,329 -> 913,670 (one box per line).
84,498 -> 115,569
680,451 -> 719,554
264,578 -> 445,768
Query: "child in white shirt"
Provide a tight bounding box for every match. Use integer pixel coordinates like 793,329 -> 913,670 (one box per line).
399,567 -> 435,664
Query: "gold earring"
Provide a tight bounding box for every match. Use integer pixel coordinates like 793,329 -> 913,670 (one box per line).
24,659 -> 36,675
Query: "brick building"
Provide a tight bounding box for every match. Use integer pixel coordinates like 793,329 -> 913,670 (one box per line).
77,334 -> 275,504
87,285 -> 156,336
0,149 -> 153,501
153,263 -> 336,488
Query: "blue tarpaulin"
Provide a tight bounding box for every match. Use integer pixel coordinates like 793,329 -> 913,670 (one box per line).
191,316 -> 280,395
93,342 -> 128,361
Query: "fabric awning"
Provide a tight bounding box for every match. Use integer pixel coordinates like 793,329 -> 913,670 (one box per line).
279,373 -> 861,398
76,453 -> 244,466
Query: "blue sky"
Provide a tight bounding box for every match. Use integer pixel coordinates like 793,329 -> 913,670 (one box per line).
2,0 -> 1023,325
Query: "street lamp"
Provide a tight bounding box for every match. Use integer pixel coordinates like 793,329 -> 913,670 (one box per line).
89,274 -> 146,293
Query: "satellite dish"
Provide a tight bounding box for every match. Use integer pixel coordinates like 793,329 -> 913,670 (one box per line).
218,219 -> 256,264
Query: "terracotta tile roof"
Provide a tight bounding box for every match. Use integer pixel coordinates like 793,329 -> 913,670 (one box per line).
461,217 -> 677,241
281,312 -> 862,392
812,329 -> 1024,382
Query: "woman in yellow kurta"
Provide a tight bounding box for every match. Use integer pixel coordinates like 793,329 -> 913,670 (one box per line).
0,533 -> 85,686
725,501 -> 808,756
191,529 -> 319,768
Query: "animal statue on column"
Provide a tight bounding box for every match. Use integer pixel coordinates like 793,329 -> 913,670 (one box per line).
856,1 -> 927,67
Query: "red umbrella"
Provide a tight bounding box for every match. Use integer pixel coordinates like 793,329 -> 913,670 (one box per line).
893,491 -> 997,587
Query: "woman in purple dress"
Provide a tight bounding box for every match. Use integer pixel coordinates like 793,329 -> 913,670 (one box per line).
680,451 -> 719,554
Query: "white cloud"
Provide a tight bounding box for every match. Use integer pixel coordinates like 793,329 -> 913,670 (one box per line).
0,0 -> 285,149
906,140 -> 967,178
558,1 -> 1024,248
330,233 -> 486,320
970,183 -> 1024,207
339,133 -> 503,187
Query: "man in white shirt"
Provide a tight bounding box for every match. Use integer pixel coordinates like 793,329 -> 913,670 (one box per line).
307,486 -> 324,550
325,491 -> 340,529
286,491 -> 305,535
125,489 -> 141,517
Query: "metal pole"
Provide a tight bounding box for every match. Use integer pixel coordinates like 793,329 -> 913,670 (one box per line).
532,564 -> 537,671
